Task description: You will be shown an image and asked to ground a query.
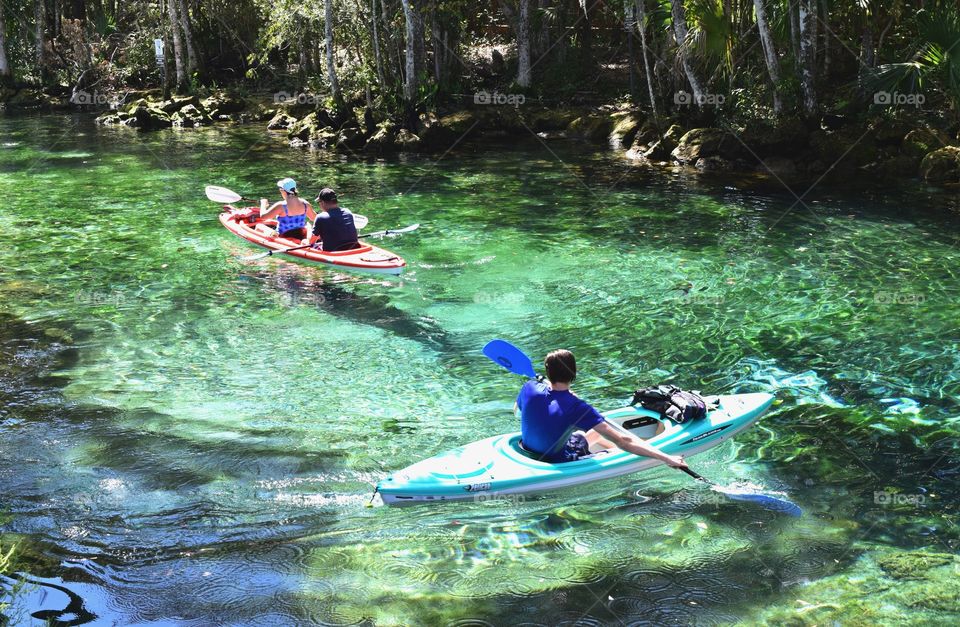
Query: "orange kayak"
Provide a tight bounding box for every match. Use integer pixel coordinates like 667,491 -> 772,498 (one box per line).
219,207 -> 406,275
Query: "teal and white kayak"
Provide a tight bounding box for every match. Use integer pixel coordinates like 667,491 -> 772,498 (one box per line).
377,392 -> 774,505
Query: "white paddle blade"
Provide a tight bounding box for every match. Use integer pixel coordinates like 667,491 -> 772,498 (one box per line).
353,214 -> 369,229
205,185 -> 242,204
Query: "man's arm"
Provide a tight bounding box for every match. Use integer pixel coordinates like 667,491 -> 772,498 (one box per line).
593,420 -> 688,468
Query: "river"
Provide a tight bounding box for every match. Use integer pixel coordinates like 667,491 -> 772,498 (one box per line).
0,113 -> 958,625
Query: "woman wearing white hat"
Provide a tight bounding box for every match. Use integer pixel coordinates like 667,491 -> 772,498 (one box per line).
260,177 -> 317,241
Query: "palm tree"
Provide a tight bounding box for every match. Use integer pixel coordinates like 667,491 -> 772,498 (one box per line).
866,5 -> 960,108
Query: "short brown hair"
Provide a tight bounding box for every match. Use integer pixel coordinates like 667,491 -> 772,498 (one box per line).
544,349 -> 577,384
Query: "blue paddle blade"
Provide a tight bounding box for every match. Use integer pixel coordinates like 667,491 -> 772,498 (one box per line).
717,488 -> 803,517
482,339 -> 536,378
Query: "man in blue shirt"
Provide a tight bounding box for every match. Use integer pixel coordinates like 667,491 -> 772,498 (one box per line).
310,188 -> 361,251
518,349 -> 689,467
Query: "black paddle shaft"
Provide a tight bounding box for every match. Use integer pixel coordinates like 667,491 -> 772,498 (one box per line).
679,466 -> 709,483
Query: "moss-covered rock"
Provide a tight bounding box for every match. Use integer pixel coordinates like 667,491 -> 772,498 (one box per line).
609,112 -> 641,147
396,128 -> 421,151
267,111 -> 297,130
870,117 -> 914,147
627,124 -> 684,161
566,114 -> 614,140
7,88 -> 44,109
672,128 -> 730,163
875,551 -> 953,580
287,112 -> 329,140
122,105 -> 173,130
156,95 -> 199,114
902,128 -> 949,160
743,548 -> 960,626
201,93 -> 246,116
741,117 -> 809,157
437,110 -> 479,136
170,103 -> 210,128
525,108 -> 581,132
364,120 -> 399,153
920,146 -> 960,183
335,126 -> 366,150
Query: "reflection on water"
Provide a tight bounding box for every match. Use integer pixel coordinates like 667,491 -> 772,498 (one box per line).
1,114 -> 959,625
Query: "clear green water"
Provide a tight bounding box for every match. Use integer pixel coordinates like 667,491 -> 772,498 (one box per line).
1,114 -> 959,625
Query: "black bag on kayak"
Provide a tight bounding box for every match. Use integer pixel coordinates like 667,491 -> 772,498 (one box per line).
630,384 -> 707,424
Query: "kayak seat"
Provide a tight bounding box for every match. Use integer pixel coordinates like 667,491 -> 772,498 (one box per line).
515,438 -> 604,464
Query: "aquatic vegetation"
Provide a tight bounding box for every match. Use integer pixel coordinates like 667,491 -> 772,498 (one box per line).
744,547 -> 960,625
1,115 -> 959,623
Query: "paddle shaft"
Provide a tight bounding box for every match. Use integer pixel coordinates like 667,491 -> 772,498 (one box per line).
679,466 -> 710,483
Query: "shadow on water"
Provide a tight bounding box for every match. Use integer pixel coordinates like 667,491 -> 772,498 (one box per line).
236,264 -> 453,353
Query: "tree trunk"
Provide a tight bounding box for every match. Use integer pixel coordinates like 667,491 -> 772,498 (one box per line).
798,0 -> 817,116
430,16 -> 442,85
176,0 -> 198,76
753,0 -> 783,114
324,0 -> 342,106
517,0 -> 531,87
670,0 -> 705,104
820,0 -> 830,79
401,0 -> 416,103
35,0 -> 46,80
578,0 -> 592,69
371,0 -> 386,93
635,0 -> 657,117
166,0 -> 187,91
625,1 -> 635,96
66,0 -> 85,20
789,0 -> 800,61
0,1 -> 11,84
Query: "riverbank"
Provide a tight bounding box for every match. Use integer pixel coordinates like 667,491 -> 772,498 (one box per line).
7,83 -> 960,187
